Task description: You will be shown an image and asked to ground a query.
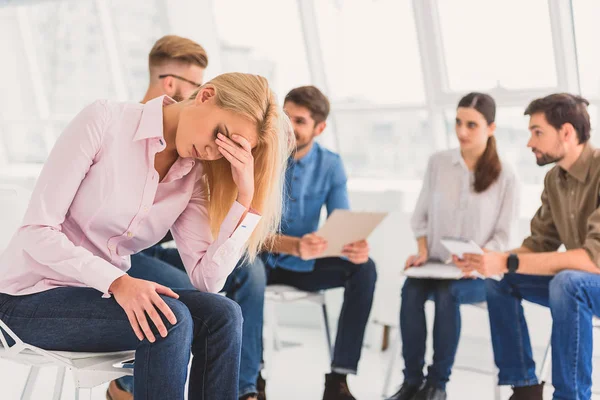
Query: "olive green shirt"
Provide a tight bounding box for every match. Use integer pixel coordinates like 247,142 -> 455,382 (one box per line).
523,143 -> 600,267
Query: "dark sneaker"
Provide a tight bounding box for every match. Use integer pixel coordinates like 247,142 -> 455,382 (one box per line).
322,373 -> 356,400
509,383 -> 544,400
413,383 -> 447,400
385,382 -> 422,400
257,372 -> 266,400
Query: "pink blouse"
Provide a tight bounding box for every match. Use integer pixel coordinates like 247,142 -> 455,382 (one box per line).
0,96 -> 260,297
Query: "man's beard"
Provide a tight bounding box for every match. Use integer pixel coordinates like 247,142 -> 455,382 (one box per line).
533,148 -> 564,166
172,89 -> 184,102
294,132 -> 316,153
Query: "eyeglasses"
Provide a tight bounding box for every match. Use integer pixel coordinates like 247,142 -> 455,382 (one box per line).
158,74 -> 202,87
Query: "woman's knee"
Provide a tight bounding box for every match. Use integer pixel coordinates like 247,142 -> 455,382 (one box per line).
158,296 -> 194,344
180,292 -> 243,336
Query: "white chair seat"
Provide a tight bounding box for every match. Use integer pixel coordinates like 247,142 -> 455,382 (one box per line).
265,284 -> 326,304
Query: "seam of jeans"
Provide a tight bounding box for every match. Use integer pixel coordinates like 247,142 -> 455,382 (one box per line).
140,340 -> 150,399
514,295 -> 528,380
190,315 -> 212,400
573,288 -> 581,398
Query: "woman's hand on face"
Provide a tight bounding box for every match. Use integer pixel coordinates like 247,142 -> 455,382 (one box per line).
216,133 -> 255,208
109,275 -> 179,343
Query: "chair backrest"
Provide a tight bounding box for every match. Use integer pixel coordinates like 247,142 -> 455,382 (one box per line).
0,184 -> 31,253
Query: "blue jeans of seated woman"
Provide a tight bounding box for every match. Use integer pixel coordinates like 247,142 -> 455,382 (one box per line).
400,277 -> 486,390
125,246 -> 266,398
0,287 -> 242,400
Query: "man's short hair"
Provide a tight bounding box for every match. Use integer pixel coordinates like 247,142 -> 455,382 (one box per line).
284,86 -> 330,124
149,35 -> 208,70
524,93 -> 591,144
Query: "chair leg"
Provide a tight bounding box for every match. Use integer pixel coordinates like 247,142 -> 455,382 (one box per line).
493,367 -> 501,400
53,367 -> 66,400
75,387 -> 92,400
382,329 -> 399,398
321,304 -> 333,363
20,366 -> 40,400
265,301 -> 282,352
538,338 -> 552,383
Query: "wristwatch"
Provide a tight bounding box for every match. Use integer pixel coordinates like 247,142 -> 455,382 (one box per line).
507,253 -> 519,274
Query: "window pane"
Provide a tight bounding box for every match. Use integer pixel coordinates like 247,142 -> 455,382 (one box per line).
438,0 -> 557,92
445,107 -> 551,185
213,0 -> 311,101
315,0 -> 425,105
335,109 -> 433,179
108,0 -> 169,100
1,122 -> 49,164
572,0 -> 600,98
26,0 -> 116,115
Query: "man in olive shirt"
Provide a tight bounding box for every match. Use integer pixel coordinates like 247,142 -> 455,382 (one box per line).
455,94 -> 600,400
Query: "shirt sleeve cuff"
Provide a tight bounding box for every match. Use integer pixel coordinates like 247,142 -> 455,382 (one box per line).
217,201 -> 248,242
230,212 -> 262,243
82,259 -> 127,298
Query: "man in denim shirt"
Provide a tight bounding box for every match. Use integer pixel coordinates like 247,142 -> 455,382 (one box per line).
257,86 -> 378,400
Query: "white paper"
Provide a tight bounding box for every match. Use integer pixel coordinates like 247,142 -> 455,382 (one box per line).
315,210 -> 388,258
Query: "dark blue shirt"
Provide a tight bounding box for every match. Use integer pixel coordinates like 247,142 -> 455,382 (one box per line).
264,142 -> 350,272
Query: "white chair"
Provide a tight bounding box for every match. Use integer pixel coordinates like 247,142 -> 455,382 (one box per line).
380,301 -> 501,400
0,184 -> 134,399
263,285 -> 333,370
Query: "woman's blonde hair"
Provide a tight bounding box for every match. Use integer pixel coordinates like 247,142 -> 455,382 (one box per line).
190,73 -> 294,260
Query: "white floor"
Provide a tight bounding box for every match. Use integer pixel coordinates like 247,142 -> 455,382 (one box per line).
2,326 -> 600,400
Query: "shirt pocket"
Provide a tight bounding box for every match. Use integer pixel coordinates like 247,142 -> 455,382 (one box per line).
302,191 -> 327,218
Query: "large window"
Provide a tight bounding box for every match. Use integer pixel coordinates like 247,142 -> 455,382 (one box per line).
572,0 -> 600,147
314,0 -> 430,180
315,0 -> 426,105
108,0 -> 170,100
336,109 -> 432,179
213,0 -> 311,101
0,0 -> 173,166
437,0 -> 557,92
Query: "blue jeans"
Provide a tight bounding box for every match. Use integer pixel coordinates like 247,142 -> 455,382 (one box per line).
486,271 -> 600,400
126,246 -> 266,398
400,277 -> 486,390
267,257 -> 378,374
0,287 -> 242,400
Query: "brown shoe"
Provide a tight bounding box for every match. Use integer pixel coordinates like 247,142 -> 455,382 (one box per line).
322,373 -> 356,400
106,380 -> 133,400
509,383 -> 544,400
257,372 -> 266,400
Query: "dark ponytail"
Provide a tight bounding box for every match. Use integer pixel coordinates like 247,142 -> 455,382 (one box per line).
457,92 -> 501,193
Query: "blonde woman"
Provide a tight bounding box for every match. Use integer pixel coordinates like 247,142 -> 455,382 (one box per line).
0,73 -> 292,400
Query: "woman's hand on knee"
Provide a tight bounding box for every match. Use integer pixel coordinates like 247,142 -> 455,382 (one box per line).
109,275 -> 179,343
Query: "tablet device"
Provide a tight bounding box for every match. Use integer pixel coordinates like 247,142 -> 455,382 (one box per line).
440,237 -> 484,259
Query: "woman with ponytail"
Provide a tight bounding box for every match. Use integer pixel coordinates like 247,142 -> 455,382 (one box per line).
0,72 -> 293,400
387,93 -> 519,400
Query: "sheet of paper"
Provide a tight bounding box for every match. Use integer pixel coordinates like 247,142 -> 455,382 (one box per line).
315,210 -> 388,259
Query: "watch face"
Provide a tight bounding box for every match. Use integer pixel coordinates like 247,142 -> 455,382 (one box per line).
508,254 -> 518,273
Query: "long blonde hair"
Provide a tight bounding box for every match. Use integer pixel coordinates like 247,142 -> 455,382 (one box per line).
190,73 -> 293,260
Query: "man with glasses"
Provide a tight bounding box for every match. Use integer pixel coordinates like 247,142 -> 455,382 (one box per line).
141,34 -> 207,103
107,34 -> 208,400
